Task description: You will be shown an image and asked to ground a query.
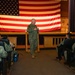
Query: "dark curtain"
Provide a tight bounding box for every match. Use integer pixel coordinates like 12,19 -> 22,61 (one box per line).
69,0 -> 75,32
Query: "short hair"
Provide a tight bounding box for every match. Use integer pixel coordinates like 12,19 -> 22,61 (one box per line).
31,18 -> 35,20
66,33 -> 71,38
2,35 -> 8,39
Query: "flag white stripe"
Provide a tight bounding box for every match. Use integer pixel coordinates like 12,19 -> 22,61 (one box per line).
19,4 -> 60,10
0,24 -> 61,30
20,9 -> 60,15
0,15 -> 61,20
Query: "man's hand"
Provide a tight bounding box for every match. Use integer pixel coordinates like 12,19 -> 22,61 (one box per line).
34,28 -> 37,30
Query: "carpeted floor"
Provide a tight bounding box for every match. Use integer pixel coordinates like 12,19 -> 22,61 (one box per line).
10,50 -> 75,75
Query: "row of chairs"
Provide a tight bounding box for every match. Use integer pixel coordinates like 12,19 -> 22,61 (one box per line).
0,37 -> 18,75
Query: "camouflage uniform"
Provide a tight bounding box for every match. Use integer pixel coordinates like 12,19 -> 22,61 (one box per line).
27,24 -> 39,56
0,40 -> 8,62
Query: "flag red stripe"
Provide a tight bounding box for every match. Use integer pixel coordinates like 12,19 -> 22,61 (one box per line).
39,27 -> 61,32
19,2 -> 60,7
20,12 -> 60,16
20,0 -> 57,1
0,28 -> 25,32
0,22 -> 61,27
0,27 -> 60,32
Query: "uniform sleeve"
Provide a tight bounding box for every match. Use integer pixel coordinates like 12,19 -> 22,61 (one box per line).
35,25 -> 39,33
37,28 -> 39,34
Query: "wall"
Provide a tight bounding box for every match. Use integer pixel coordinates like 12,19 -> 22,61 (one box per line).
61,1 -> 68,32
61,18 -> 68,32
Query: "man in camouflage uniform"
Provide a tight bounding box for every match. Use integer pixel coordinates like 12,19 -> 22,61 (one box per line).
27,19 -> 39,58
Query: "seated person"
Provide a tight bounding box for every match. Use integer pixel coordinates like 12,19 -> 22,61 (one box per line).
0,39 -> 8,72
1,35 -> 13,52
56,33 -> 75,61
2,35 -> 10,45
0,40 -> 8,58
64,40 -> 75,66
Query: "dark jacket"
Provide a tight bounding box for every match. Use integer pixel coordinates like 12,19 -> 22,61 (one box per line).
63,38 -> 75,49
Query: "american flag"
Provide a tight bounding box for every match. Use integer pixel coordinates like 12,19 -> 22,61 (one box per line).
0,0 -> 61,32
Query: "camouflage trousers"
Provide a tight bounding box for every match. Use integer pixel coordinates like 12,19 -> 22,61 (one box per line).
29,39 -> 38,55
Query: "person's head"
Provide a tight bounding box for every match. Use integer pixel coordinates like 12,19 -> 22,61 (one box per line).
0,34 -> 2,40
66,33 -> 71,39
31,18 -> 36,25
2,35 -> 9,44
2,35 -> 8,39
